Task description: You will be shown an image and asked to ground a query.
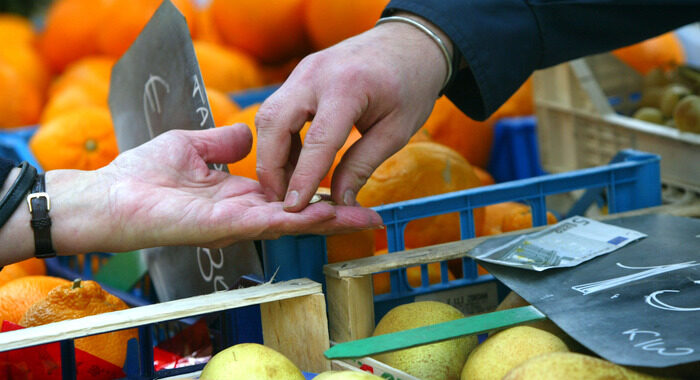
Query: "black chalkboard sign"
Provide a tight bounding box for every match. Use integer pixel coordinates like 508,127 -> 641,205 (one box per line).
108,0 -> 263,301
483,214 -> 700,368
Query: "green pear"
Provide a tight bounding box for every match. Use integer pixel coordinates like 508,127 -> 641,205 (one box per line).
660,84 -> 691,118
461,326 -> 569,380
673,94 -> 700,133
312,371 -> 383,379
633,107 -> 664,125
200,343 -> 305,380
502,352 -> 671,380
372,301 -> 478,380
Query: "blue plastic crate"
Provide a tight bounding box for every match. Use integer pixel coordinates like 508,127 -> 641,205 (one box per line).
0,125 -> 41,169
487,116 -> 547,183
262,149 -> 662,322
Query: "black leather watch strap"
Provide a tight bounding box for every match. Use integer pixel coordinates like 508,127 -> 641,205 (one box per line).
0,161 -> 37,229
27,173 -> 56,258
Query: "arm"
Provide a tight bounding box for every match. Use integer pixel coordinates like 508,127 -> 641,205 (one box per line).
386,0 -> 700,120
0,125 -> 381,267
254,0 -> 699,213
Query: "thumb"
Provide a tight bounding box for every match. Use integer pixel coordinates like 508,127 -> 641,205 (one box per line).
183,124 -> 253,165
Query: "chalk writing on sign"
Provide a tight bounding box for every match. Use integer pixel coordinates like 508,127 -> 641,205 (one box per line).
143,74 -> 170,138
197,247 -> 229,292
622,328 -> 694,356
645,289 -> 700,312
571,261 -> 700,295
191,74 -> 224,172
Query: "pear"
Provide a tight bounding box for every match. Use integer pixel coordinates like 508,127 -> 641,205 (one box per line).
673,94 -> 700,133
491,292 -> 586,352
312,371 -> 383,379
461,326 -> 569,380
200,343 -> 305,380
502,352 -> 670,380
660,84 -> 691,118
372,301 -> 478,380
633,107 -> 664,125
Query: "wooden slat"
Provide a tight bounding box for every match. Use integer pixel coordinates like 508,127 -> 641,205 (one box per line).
326,276 -> 375,343
261,293 -> 331,373
325,203 -> 700,279
0,278 -> 321,352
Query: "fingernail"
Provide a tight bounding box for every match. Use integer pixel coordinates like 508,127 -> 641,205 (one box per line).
284,190 -> 299,209
343,189 -> 355,206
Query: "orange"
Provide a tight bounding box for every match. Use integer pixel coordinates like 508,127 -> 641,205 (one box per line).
30,106 -> 119,171
304,0 -> 390,51
49,56 -> 116,102
613,32 -> 685,74
501,205 -> 558,233
326,230 -> 376,264
210,0 -> 308,63
0,14 -> 36,46
480,202 -> 558,236
194,41 -> 264,93
192,4 -> 223,44
13,258 -> 46,276
207,88 -> 240,125
48,56 -> 114,99
372,249 -> 455,295
0,265 -> 28,288
38,0 -> 110,73
473,166 -> 495,186
417,96 -> 495,168
0,275 -> 70,325
41,85 -> 108,123
260,57 -> 302,85
20,279 -> 138,367
0,43 -> 50,94
224,104 -> 261,179
319,128 -> 363,188
357,141 -> 485,250
0,60 -> 41,127
96,0 -> 195,58
0,258 -> 46,287
480,202 -> 528,236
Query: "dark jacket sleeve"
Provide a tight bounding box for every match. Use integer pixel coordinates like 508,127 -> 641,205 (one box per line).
384,0 -> 700,121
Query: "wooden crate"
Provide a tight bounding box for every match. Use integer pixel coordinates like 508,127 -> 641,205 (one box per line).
534,53 -> 700,201
0,278 -> 331,377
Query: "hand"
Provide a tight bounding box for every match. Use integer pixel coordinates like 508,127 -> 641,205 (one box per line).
255,14 -> 452,212
0,125 -> 382,263
95,125 -> 383,251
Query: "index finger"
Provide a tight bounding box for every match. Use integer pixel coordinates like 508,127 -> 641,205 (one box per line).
282,97 -> 360,212
255,86 -> 314,202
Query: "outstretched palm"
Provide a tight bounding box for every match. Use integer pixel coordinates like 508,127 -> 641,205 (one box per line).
100,126 -> 382,251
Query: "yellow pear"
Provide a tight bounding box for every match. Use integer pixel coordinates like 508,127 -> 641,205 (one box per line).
502,352 -> 670,380
200,343 -> 305,380
461,326 -> 569,380
492,291 -> 586,352
312,371 -> 383,379
372,301 -> 478,380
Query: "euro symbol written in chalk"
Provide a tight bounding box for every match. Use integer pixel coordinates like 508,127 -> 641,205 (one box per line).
143,74 -> 170,139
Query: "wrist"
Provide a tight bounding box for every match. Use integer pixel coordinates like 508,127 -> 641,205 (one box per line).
45,169 -> 114,254
375,12 -> 455,94
391,12 -> 454,60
